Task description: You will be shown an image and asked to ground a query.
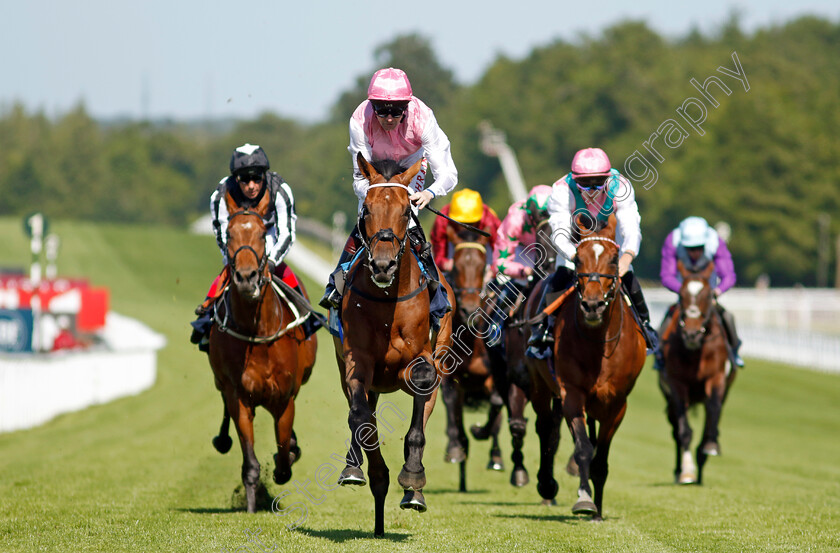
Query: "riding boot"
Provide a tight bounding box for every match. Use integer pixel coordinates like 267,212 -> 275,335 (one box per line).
319,230 -> 360,310
191,267 -> 230,352
526,267 -> 573,348
718,304 -> 744,368
622,271 -> 658,353
486,279 -> 519,350
653,305 -> 675,372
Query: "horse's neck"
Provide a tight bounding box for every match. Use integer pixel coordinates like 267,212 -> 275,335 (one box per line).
230,284 -> 282,333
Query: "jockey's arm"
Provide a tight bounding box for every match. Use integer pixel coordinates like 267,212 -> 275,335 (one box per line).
265,182 -> 297,266
348,118 -> 374,203
419,111 -> 457,200
613,176 -> 642,272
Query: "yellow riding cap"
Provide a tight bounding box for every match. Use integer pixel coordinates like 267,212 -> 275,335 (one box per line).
449,189 -> 484,223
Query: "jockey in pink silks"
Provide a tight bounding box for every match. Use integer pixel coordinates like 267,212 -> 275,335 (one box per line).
526,147 -> 658,359
319,68 -> 458,331
482,185 -> 553,349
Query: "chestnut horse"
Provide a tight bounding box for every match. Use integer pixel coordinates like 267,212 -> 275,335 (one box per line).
658,260 -> 736,485
440,225 -> 504,492
332,154 -> 453,537
207,191 -> 317,513
534,213 -> 646,518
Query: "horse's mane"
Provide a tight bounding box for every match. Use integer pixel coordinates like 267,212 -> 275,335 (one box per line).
573,215 -> 611,243
369,159 -> 408,181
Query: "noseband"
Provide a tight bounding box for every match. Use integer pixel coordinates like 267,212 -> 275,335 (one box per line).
678,280 -> 715,337
227,209 -> 269,289
357,183 -> 413,272
451,241 -> 487,296
574,236 -> 620,307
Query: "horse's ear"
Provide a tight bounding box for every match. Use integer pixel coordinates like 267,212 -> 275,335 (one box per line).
357,152 -> 378,183
605,213 -> 617,236
254,186 -> 271,217
677,259 -> 689,278
224,190 -> 238,215
445,223 -> 457,243
700,260 -> 715,280
399,158 -> 425,186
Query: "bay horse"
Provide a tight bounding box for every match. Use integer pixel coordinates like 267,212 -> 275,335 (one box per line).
207,190 -> 317,513
440,224 -> 504,492
658,259 -> 736,485
332,153 -> 453,537
485,217 -> 559,490
534,213 -> 646,518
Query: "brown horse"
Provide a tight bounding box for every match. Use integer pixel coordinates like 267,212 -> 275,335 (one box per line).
207,191 -> 317,513
534,213 -> 646,519
486,217 -> 559,490
440,225 -> 504,492
659,259 -> 736,485
332,154 -> 453,537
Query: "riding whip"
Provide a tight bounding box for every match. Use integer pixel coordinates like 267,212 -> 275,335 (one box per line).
424,205 -> 491,237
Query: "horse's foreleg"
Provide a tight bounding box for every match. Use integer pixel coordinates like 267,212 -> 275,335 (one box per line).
339,377 -> 370,486
590,403 -> 627,520
226,394 -> 260,513
212,394 -> 233,454
363,392 -> 389,537
564,393 -> 597,517
670,381 -> 696,485
533,383 -> 561,505
271,399 -> 295,485
508,382 -> 529,487
399,356 -> 437,512
697,381 -> 726,484
441,375 -> 467,463
486,390 -> 505,471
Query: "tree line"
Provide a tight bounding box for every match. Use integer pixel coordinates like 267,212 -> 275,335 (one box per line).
1,17 -> 838,287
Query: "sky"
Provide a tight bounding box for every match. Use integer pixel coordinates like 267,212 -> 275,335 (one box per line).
2,0 -> 838,124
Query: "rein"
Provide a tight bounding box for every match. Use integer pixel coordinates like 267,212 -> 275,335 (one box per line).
350,183 -> 429,303
426,205 -> 491,237
213,278 -> 309,343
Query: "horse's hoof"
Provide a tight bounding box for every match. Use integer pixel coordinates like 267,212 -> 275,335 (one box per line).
511,468 -> 529,487
398,468 -> 426,490
541,498 -> 557,506
337,466 -> 366,487
289,445 -> 302,465
678,472 -> 698,485
572,500 -> 599,516
445,446 -> 466,464
487,458 -> 504,471
212,435 -> 232,454
399,489 -> 427,513
702,442 -> 721,456
470,423 -> 491,441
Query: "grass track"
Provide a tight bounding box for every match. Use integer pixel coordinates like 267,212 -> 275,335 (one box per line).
0,218 -> 838,552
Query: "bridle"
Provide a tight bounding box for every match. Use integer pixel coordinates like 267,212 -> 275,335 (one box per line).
572,235 -> 623,348
574,236 -> 620,308
227,209 -> 269,291
678,278 -> 715,338
450,240 -> 487,297
356,183 -> 413,277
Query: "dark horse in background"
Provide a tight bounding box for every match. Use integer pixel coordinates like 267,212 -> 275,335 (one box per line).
486,217 -> 558,490
531,214 -> 646,518
440,224 -> 504,493
332,154 -> 453,537
207,191 -> 317,513
659,260 -> 736,485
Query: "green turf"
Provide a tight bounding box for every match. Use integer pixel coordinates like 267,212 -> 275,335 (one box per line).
0,218 -> 838,553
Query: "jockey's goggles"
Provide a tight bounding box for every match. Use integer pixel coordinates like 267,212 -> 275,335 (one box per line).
575,176 -> 608,190
236,171 -> 264,184
372,102 -> 407,118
